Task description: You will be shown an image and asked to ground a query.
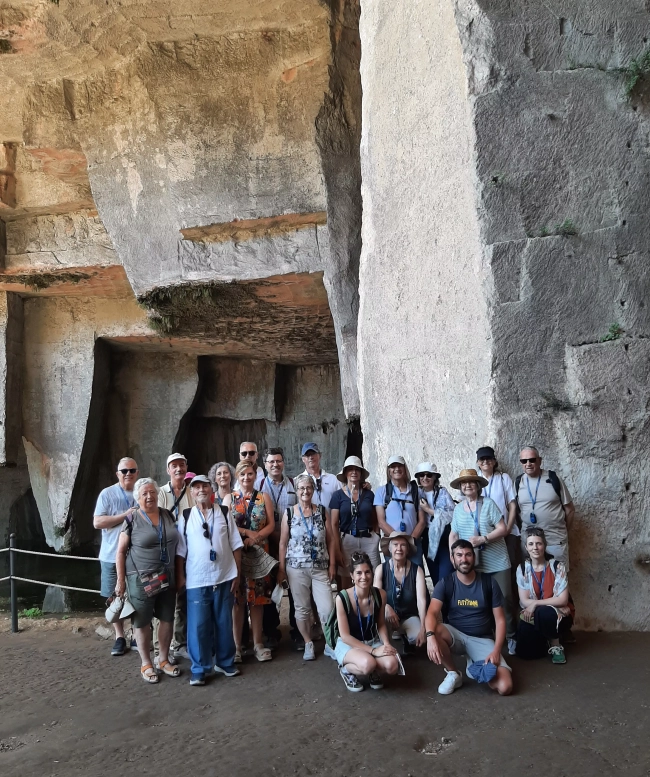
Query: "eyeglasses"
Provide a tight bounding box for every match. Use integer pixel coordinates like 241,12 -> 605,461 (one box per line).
520,458 -> 537,464
240,450 -> 256,457
119,468 -> 137,475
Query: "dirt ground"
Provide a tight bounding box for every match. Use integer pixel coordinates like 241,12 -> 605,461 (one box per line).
0,615 -> 648,777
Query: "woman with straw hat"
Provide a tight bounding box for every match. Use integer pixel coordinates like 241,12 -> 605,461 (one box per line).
330,455 -> 379,585
448,468 -> 517,654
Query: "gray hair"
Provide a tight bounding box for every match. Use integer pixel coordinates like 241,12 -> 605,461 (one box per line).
294,474 -> 315,492
208,461 -> 235,491
133,477 -> 158,502
520,445 -> 541,457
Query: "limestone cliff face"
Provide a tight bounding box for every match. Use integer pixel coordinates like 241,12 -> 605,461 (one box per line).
359,0 -> 650,629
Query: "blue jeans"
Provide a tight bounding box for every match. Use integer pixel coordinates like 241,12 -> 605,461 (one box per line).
423,526 -> 454,585
186,583 -> 236,677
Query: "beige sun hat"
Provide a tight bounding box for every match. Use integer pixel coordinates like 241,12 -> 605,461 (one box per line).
336,455 -> 370,483
380,530 -> 417,557
449,468 -> 489,490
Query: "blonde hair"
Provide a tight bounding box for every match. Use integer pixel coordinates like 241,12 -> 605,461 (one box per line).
235,460 -> 256,479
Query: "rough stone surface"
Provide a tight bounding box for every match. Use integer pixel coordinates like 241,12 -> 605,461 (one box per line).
358,0 -> 650,629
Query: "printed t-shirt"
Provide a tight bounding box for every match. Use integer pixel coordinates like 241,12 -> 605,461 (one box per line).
433,572 -> 504,638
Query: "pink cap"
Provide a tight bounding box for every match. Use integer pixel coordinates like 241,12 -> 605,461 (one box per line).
184,471 -> 197,481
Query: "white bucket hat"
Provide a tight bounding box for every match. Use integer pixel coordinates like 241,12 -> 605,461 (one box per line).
414,461 -> 441,478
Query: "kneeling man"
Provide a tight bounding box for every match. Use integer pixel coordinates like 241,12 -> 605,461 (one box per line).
425,539 -> 512,696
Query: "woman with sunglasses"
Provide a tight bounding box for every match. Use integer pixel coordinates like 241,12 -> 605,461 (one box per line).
374,455 -> 427,566
115,477 -> 181,684
223,460 -> 275,663
334,552 -> 399,692
277,474 -> 337,661
176,475 -> 244,686
414,461 -> 456,585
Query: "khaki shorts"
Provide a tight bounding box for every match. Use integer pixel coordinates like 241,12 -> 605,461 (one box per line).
445,624 -> 511,671
126,574 -> 177,629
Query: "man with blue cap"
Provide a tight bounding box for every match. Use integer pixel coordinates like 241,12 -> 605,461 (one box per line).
424,539 -> 513,696
299,442 -> 341,511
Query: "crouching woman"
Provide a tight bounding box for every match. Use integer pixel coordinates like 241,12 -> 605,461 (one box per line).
334,552 -> 399,692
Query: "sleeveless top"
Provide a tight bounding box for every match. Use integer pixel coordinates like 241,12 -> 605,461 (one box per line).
286,504 -> 329,569
382,559 -> 419,620
343,587 -> 380,642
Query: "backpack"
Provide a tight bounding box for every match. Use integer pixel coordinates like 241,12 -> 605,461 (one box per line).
383,480 -> 419,510
440,572 -> 495,630
519,558 -> 576,610
515,470 -> 564,512
324,586 -> 382,650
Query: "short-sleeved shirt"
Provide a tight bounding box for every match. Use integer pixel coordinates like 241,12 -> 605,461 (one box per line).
300,470 -> 341,510
517,470 -> 572,546
483,472 -> 519,536
176,506 -> 243,589
122,508 -> 179,578
158,482 -> 195,522
329,487 -> 375,534
374,483 -> 418,535
261,476 -> 297,521
95,483 -> 136,563
433,572 -> 504,638
451,497 -> 510,573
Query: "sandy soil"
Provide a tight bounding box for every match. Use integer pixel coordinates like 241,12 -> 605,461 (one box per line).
0,617 -> 648,777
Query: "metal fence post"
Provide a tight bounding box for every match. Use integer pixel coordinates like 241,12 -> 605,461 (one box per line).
9,533 -> 17,633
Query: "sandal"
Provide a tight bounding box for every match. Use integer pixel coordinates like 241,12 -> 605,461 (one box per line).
141,664 -> 159,684
254,643 -> 272,662
234,648 -> 242,664
157,659 -> 181,677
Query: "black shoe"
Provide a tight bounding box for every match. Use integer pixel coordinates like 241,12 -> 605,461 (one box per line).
111,637 -> 127,656
401,636 -> 415,656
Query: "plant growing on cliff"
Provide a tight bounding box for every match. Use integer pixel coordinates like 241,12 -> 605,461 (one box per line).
554,218 -> 578,237
601,323 -> 624,342
623,49 -> 650,97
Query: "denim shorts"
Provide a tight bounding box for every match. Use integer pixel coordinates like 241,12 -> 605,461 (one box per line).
334,636 -> 383,666
100,561 -> 117,598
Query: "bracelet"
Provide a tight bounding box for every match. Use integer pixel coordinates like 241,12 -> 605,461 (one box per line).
426,630 -> 435,638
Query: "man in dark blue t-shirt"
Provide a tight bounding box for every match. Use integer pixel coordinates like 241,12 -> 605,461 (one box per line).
424,539 -> 513,696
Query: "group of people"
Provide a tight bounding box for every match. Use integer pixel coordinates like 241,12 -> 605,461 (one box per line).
94,440 -> 576,693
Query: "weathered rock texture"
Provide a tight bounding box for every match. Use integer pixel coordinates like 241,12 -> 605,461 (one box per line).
359,0 -> 650,629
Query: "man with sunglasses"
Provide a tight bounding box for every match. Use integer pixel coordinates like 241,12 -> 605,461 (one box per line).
176,475 -> 243,686
300,442 -> 341,511
93,457 -> 139,656
517,446 -> 575,570
234,442 -> 265,490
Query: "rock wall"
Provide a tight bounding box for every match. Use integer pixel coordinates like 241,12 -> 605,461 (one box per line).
358,0 -> 650,629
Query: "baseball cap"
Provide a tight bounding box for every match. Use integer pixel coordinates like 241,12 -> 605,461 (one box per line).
189,475 -> 210,486
387,455 -> 406,466
301,442 -> 321,456
167,453 -> 187,466
184,471 -> 197,481
476,446 -> 496,460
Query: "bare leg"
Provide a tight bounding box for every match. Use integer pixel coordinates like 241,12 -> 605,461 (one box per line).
488,667 -> 513,695
250,603 -> 264,646
113,618 -> 125,639
375,655 -> 399,675
342,649 -> 376,676
156,620 -> 173,664
434,623 -> 459,673
134,625 -> 153,666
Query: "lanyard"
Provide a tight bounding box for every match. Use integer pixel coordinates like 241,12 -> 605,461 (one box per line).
485,476 -> 494,500
526,475 -> 541,510
466,499 -> 480,536
215,493 -> 223,506
531,565 -> 546,599
353,587 -> 373,640
139,509 -> 167,562
266,476 -> 285,509
344,486 -> 360,532
119,486 -> 135,512
390,560 -> 404,611
298,504 -> 315,543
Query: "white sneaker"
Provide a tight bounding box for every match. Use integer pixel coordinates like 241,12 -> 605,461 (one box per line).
323,644 -> 337,660
174,646 -> 190,660
438,670 -> 463,695
507,638 -> 517,656
303,641 -> 316,661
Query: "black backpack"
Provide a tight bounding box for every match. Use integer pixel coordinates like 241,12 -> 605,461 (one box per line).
324,586 -> 383,650
440,571 -> 496,630
383,480 -> 419,510
515,470 -> 564,509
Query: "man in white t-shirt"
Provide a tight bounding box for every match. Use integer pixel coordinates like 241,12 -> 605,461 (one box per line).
233,441 -> 265,490
300,442 -> 341,512
176,475 -> 243,687
93,457 -> 139,657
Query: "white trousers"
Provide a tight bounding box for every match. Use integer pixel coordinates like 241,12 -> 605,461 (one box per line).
286,566 -> 334,625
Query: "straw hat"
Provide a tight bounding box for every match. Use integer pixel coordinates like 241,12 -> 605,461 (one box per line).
336,455 -> 370,483
449,468 -> 489,490
379,531 -> 417,557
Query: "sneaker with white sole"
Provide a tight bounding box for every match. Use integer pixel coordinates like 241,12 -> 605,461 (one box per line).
368,671 -> 384,690
174,646 -> 190,660
214,665 -> 241,677
340,667 -> 363,692
189,673 -> 205,686
548,645 -> 566,664
303,641 -> 316,661
438,669 -> 463,695
323,644 -> 337,660
507,638 -> 517,656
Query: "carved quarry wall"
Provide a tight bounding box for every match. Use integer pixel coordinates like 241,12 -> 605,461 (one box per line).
1,0 -> 649,630
359,0 -> 650,630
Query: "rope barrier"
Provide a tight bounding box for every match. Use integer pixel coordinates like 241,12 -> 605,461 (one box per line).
0,547 -> 8,554
9,548 -> 100,562
0,575 -> 9,583
9,576 -> 101,595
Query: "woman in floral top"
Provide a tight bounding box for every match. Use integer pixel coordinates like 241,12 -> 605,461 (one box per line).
277,474 -> 337,661
223,460 -> 275,663
515,527 -> 574,664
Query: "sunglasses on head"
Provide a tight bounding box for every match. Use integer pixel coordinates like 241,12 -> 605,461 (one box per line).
241,450 -> 256,457
520,458 -> 537,464
119,468 -> 137,475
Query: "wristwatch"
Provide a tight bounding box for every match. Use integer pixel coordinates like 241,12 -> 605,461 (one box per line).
426,630 -> 435,638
